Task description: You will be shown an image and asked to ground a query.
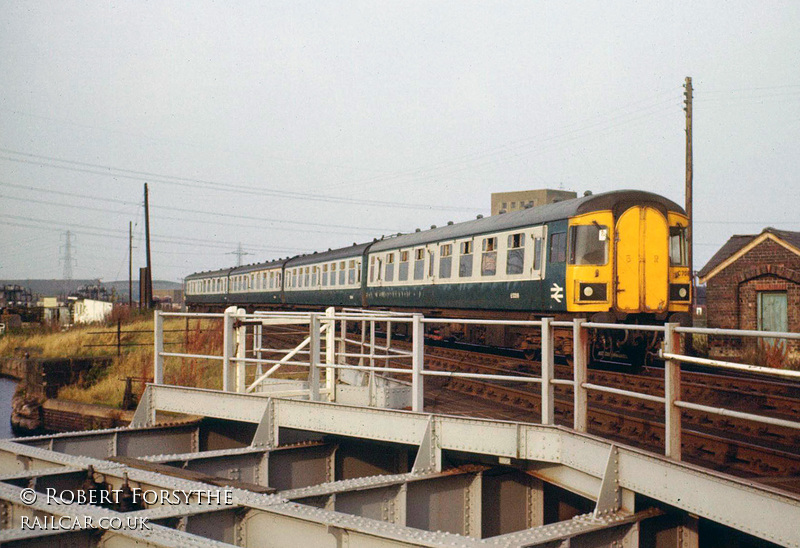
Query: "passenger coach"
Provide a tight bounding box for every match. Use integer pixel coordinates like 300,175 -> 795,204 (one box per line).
185,189 -> 692,336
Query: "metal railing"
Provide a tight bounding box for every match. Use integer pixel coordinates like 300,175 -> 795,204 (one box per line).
153,307 -> 800,462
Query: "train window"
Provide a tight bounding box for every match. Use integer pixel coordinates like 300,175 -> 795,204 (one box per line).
549,232 -> 567,263
429,250 -> 435,277
439,244 -> 452,278
399,251 -> 409,281
414,248 -> 425,280
670,226 -> 688,266
568,225 -> 608,265
276,272 -> 281,287
368,258 -> 373,283
533,238 -> 543,271
339,261 -> 346,285
304,267 -> 310,287
375,258 -> 382,281
459,241 -> 473,277
507,233 -> 525,275
311,267 -> 318,286
348,260 -> 356,285
386,253 -> 395,282
357,261 -> 362,283
481,237 -> 497,276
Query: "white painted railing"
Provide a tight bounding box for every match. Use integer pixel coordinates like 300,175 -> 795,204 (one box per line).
153,307 -> 800,462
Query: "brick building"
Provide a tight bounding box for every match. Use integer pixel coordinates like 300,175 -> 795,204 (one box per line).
698,228 -> 800,362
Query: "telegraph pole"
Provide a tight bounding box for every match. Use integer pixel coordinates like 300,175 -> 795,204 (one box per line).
128,221 -> 133,308
143,183 -> 153,308
684,77 -> 694,311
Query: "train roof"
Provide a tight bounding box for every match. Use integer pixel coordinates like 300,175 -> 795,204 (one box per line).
185,257 -> 288,280
185,267 -> 234,281
232,258 -> 288,274
286,242 -> 373,267
370,189 -> 684,252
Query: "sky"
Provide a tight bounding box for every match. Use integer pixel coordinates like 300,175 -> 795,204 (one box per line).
1,1 -> 799,283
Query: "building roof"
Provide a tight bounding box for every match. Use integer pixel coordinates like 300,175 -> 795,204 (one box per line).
698,228 -> 800,282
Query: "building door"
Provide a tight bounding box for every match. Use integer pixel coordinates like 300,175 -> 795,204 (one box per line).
758,291 -> 788,333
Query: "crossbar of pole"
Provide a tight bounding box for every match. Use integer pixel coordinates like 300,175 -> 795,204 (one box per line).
550,379 -> 575,386
581,382 -> 666,404
660,352 -> 800,380
424,370 -> 542,383
674,400 -> 800,430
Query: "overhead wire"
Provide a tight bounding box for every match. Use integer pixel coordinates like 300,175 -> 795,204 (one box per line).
0,148 -> 483,213
0,181 -> 401,233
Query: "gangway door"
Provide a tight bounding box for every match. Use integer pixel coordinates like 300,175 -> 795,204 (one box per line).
615,206 -> 669,313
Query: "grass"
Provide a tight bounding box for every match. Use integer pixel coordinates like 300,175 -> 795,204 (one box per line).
1,311 -> 225,407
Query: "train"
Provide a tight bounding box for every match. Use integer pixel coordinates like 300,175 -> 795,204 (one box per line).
185,189 -> 692,361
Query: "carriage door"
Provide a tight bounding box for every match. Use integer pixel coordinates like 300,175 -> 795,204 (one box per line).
615,206 -> 669,313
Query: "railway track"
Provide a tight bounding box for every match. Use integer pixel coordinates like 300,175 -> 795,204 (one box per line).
255,328 -> 800,480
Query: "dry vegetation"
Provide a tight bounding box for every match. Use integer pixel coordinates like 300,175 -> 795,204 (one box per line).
0,310 -> 225,407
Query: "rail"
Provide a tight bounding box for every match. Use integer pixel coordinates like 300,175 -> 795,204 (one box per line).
152,307 -> 800,462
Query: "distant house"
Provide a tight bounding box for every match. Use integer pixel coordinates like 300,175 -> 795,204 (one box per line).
698,228 -> 800,361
